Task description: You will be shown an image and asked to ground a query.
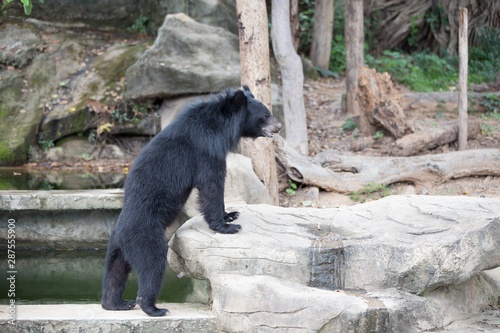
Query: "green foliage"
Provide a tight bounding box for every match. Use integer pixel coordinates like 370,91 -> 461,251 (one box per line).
110,103 -> 149,125
80,153 -> 93,161
285,179 -> 298,195
481,123 -> 495,137
27,145 -> 35,157
480,93 -> 500,114
341,118 -> 357,131
127,14 -> 156,36
329,35 -> 346,74
298,0 -> 316,53
469,27 -> 500,83
297,1 -> 498,89
350,182 -> 391,203
38,139 -> 54,151
88,132 -> 96,143
329,0 -> 347,73
425,5 -> 448,32
1,0 -> 44,15
373,130 -> 384,139
407,13 -> 425,48
366,50 -> 457,92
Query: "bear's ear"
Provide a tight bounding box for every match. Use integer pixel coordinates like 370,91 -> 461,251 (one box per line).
233,89 -> 247,110
242,85 -> 255,98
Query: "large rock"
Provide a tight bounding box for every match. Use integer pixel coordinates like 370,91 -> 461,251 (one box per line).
40,43 -> 148,142
126,13 -> 240,101
0,24 -> 49,165
163,0 -> 237,34
168,195 -> 500,332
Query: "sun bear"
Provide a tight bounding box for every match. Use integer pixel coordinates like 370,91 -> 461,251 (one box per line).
101,85 -> 282,316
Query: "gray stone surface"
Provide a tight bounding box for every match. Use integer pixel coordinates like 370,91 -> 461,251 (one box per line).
168,195 -> 500,332
0,22 -> 151,164
0,303 -> 218,333
0,23 -> 48,165
163,0 -> 238,34
126,13 -> 240,101
0,189 -> 124,211
40,43 -> 148,142
0,23 -> 43,69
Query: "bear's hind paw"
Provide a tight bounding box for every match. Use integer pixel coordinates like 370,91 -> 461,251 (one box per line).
102,299 -> 136,311
144,306 -> 169,317
224,211 -> 240,222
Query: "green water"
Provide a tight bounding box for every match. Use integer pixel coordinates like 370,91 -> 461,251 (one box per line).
0,251 -> 199,305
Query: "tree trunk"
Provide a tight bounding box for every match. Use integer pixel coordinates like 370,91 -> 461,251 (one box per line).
458,7 -> 468,151
275,135 -> 500,193
345,0 -> 367,130
357,66 -> 412,138
290,0 -> 300,52
271,0 -> 308,155
236,0 -> 279,205
310,0 -> 334,70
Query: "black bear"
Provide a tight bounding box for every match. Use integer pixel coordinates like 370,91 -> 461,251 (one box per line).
101,85 -> 281,316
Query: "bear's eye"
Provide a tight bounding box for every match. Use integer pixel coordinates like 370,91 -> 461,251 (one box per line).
261,114 -> 269,120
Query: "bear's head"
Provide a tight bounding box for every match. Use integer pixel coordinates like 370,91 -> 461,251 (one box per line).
234,85 -> 282,139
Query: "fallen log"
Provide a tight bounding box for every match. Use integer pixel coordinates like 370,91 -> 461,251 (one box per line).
274,135 -> 500,193
392,119 -> 480,157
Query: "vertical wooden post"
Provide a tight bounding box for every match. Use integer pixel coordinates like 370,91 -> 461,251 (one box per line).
458,7 -> 468,151
236,0 -> 280,205
310,0 -> 335,70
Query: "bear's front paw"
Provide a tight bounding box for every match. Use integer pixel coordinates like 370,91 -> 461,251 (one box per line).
224,211 -> 240,222
211,222 -> 242,234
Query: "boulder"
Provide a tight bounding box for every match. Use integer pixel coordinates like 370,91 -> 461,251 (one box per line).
168,195 -> 500,332
0,22 -> 152,165
0,24 -> 50,165
163,0 -> 238,34
40,43 -> 148,142
126,13 -> 240,101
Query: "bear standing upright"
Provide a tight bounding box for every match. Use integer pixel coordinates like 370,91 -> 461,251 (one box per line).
101,85 -> 281,316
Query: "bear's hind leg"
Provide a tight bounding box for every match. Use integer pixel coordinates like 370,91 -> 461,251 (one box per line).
134,239 -> 169,317
101,247 -> 136,310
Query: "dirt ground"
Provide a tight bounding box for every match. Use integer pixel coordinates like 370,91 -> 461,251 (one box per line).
279,77 -> 500,208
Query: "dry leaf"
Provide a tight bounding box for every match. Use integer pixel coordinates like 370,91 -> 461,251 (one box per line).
87,99 -> 106,114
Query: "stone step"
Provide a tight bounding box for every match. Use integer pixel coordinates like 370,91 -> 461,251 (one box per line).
0,189 -> 124,211
0,303 -> 218,333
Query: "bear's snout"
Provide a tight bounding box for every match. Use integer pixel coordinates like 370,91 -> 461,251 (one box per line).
262,116 -> 282,138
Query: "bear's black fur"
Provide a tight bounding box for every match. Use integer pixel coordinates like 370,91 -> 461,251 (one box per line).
101,85 -> 281,316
